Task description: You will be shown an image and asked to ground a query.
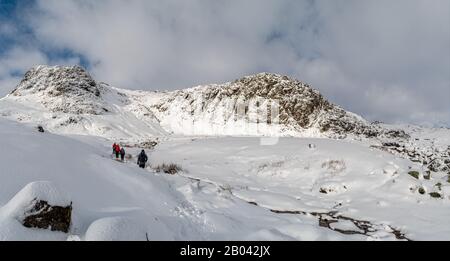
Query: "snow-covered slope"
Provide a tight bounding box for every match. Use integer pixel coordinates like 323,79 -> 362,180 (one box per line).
1,118 -> 449,240
0,118 -> 380,240
0,118 -> 190,240
0,118 -> 299,240
151,137 -> 450,240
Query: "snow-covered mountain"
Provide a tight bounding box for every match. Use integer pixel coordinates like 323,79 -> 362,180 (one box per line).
1,65 -> 449,241
150,72 -> 370,137
0,65 -> 403,139
10,65 -> 104,115
1,65 -> 168,140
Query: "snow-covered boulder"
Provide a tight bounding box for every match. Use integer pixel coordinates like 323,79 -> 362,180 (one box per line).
85,217 -> 147,241
2,181 -> 72,233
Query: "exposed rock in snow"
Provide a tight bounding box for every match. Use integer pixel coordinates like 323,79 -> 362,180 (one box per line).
22,200 -> 72,233
2,182 -> 72,233
2,181 -> 71,217
372,125 -> 450,173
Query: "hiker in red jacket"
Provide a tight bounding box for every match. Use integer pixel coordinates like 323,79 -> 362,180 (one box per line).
114,144 -> 121,159
112,143 -> 117,155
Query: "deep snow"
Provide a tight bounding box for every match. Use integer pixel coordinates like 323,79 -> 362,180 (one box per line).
150,136 -> 450,240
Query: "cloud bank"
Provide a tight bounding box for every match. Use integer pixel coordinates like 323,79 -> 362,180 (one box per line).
0,0 -> 449,126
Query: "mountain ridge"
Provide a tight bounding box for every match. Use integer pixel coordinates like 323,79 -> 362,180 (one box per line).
1,65 -> 449,173
0,65 -> 419,140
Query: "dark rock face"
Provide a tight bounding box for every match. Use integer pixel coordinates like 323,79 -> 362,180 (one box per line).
22,199 -> 72,233
230,73 -> 331,128
383,129 -> 410,139
429,192 -> 442,198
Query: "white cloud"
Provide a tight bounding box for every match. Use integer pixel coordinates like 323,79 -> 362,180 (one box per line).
0,47 -> 48,96
0,47 -> 47,74
1,0 -> 448,126
301,0 -> 450,126
27,0 -> 310,89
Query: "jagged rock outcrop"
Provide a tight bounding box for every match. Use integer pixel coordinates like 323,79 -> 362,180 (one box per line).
10,65 -> 109,115
152,72 -> 403,139
222,73 -> 331,129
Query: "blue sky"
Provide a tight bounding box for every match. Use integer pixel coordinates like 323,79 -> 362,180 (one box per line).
0,0 -> 449,127
0,0 -> 21,54
0,0 -> 89,68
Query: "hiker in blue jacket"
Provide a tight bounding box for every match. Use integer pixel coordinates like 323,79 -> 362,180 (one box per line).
137,150 -> 148,168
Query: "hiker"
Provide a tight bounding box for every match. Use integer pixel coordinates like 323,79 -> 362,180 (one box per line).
137,150 -> 148,168
114,144 -> 121,159
120,147 -> 126,161
112,143 -> 117,155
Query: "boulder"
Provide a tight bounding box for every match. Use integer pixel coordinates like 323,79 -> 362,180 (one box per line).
2,181 -> 72,233
22,199 -> 72,233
